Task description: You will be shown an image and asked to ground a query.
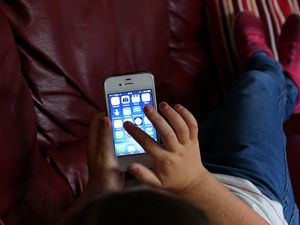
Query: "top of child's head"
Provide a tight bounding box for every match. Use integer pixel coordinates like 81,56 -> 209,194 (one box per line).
66,188 -> 210,225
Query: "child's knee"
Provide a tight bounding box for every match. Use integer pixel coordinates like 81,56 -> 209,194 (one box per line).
243,71 -> 280,93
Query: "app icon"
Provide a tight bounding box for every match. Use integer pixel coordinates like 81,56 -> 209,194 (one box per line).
115,144 -> 126,154
123,107 -> 132,116
125,131 -> 132,139
136,143 -> 144,153
121,96 -> 130,104
111,97 -> 120,106
113,109 -> 120,116
127,145 -> 136,153
115,131 -> 124,140
131,94 -> 141,103
124,118 -> 133,123
144,116 -> 152,125
133,106 -> 142,113
145,127 -> 154,136
134,117 -> 143,126
113,120 -> 123,128
141,93 -> 151,102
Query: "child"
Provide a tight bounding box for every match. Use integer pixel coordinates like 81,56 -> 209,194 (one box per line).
61,12 -> 300,225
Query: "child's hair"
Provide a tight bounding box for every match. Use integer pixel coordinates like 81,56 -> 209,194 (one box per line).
67,189 -> 209,225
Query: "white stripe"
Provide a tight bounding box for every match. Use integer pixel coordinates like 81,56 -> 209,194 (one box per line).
228,0 -> 234,13
262,0 -> 279,60
267,0 -> 281,35
223,0 -> 231,31
228,0 -> 236,55
238,0 -> 244,11
293,0 -> 300,12
246,0 -> 252,11
223,0 -> 235,56
272,0 -> 286,24
252,0 -> 261,17
215,0 -> 234,76
223,0 -> 235,21
287,0 -> 294,11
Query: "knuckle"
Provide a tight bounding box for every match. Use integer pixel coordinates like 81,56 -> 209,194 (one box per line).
149,110 -> 162,123
190,120 -> 198,131
159,158 -> 174,167
146,107 -> 156,118
165,131 -> 176,140
178,124 -> 189,134
140,137 -> 153,149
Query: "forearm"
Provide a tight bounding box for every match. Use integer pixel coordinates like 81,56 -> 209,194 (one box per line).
178,169 -> 270,225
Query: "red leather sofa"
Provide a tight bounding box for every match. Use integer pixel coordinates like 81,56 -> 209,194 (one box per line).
0,1 -> 299,224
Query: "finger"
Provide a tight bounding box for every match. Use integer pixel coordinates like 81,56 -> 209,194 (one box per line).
144,105 -> 179,149
124,121 -> 168,160
102,168 -> 124,192
97,116 -> 118,168
128,163 -> 162,188
88,114 -> 102,162
174,104 -> 198,140
158,102 -> 190,144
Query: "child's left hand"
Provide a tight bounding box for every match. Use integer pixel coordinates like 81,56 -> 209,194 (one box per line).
85,113 -> 124,197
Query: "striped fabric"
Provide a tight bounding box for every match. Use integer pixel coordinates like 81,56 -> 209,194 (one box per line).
205,0 -> 300,90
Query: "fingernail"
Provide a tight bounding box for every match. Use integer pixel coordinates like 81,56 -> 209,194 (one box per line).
131,167 -> 139,175
101,117 -> 109,126
144,105 -> 153,113
174,104 -> 182,110
124,120 -> 132,127
159,102 -> 168,110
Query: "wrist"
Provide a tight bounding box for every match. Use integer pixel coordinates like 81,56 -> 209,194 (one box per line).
175,167 -> 212,199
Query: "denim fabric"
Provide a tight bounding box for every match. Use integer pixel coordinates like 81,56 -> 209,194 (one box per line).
200,51 -> 299,225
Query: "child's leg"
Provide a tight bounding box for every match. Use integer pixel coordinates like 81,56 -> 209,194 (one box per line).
200,51 -> 298,224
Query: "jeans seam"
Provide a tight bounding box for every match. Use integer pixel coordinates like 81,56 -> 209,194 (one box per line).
288,204 -> 298,225
278,86 -> 290,216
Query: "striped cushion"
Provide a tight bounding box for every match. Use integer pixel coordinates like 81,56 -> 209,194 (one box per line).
205,0 -> 300,90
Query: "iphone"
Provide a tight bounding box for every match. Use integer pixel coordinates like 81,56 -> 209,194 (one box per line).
104,72 -> 158,171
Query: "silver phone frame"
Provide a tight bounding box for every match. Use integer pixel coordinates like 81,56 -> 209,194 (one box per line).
104,72 -> 157,171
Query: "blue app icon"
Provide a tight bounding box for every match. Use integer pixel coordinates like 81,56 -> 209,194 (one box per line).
115,131 -> 124,140
133,106 -> 142,113
115,144 -> 126,155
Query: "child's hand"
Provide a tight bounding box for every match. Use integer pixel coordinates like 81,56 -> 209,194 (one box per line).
57,114 -> 124,224
86,113 -> 123,197
124,102 -> 207,194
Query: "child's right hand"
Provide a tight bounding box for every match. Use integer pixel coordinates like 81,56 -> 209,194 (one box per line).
124,102 -> 208,195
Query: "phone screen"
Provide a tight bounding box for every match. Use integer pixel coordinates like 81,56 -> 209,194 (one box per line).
108,89 -> 157,156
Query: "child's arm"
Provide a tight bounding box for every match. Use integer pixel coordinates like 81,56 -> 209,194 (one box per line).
124,102 -> 270,225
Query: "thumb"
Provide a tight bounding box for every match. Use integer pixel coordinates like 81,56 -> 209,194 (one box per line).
97,116 -> 118,168
127,163 -> 162,188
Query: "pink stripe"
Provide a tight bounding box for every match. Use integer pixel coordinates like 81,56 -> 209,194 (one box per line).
276,0 -> 293,21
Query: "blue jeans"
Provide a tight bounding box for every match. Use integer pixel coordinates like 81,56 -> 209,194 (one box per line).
200,51 -> 299,225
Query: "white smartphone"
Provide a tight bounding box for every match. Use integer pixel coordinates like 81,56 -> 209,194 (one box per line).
104,72 -> 158,171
